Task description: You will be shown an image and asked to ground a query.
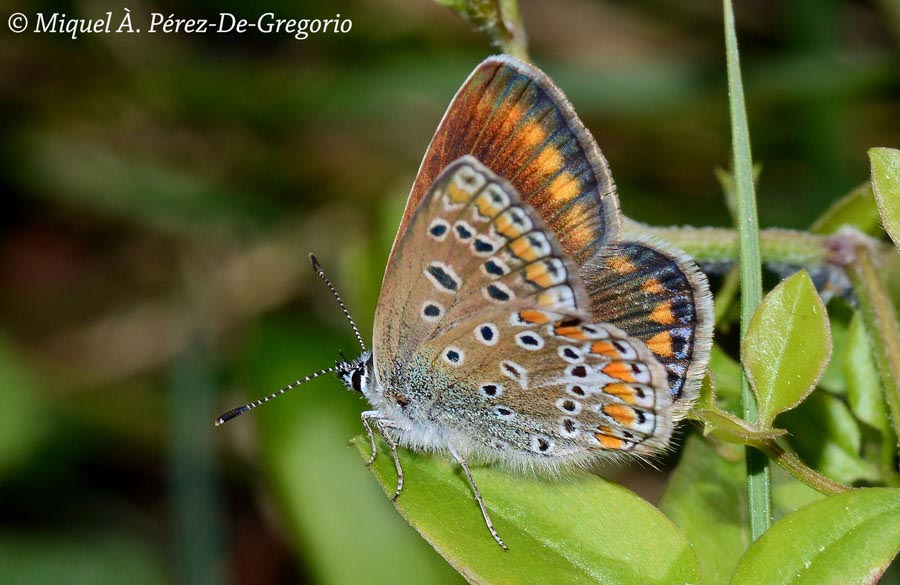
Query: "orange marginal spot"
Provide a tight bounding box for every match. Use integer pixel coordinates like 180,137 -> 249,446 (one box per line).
499,103 -> 527,130
606,254 -> 638,274
538,291 -> 558,307
595,433 -> 626,450
518,310 -> 550,325
551,203 -> 591,251
602,361 -> 636,383
642,278 -> 666,294
590,341 -> 620,358
546,172 -> 581,207
536,146 -> 564,176
515,119 -> 547,151
474,195 -> 498,218
554,324 -> 585,341
649,300 -> 676,325
494,212 -> 527,239
493,213 -> 514,237
524,262 -> 554,288
646,331 -> 675,358
604,383 -> 637,404
603,404 -> 637,426
510,237 -> 541,262
446,182 -> 472,204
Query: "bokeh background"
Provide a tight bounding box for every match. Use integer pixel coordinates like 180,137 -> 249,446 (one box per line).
2,0 -> 899,583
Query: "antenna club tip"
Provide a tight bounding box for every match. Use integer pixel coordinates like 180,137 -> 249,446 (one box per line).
215,405 -> 250,426
309,253 -> 321,272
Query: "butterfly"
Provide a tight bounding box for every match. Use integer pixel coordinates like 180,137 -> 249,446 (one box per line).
217,55 -> 713,550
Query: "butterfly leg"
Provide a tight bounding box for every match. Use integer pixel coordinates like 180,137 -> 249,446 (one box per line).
361,410 -> 380,466
375,419 -> 404,502
448,445 -> 508,551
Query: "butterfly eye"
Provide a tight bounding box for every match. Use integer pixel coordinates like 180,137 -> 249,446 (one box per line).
351,369 -> 363,392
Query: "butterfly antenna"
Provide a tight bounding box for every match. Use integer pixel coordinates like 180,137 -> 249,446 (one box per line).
215,366 -> 336,426
309,253 -> 367,352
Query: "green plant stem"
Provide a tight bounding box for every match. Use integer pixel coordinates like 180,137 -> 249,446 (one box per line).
624,220 -> 832,266
495,0 -> 529,61
723,0 -> 771,540
756,441 -> 852,495
690,406 -> 852,496
847,246 -> 900,447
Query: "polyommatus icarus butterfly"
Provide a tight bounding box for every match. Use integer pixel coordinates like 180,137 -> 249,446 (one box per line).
217,55 -> 713,550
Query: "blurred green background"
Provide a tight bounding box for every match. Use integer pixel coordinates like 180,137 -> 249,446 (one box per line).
1,1 -> 899,583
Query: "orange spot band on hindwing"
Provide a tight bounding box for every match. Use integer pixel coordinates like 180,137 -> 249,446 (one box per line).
554,324 -> 585,341
604,383 -> 637,404
607,255 -> 638,274
649,300 -> 676,325
524,262 -> 553,288
595,433 -> 626,449
642,278 -> 666,294
590,341 -> 620,358
646,331 -> 675,358
518,310 -> 550,324
602,361 -> 636,383
602,404 -> 637,426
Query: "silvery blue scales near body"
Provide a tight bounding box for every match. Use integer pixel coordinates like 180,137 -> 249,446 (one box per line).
216,55 -> 713,549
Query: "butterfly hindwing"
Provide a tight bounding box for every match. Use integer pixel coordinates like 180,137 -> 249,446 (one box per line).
581,239 -> 713,415
423,310 -> 674,464
394,55 -> 620,267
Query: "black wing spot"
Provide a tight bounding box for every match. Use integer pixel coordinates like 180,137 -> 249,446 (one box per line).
487,284 -> 510,301
455,224 -> 473,239
474,238 -> 494,253
484,260 -> 505,276
427,265 -> 458,291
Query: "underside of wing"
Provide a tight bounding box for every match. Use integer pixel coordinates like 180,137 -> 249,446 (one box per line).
394,55 -> 619,266
373,156 -> 675,469
421,311 -> 675,469
374,156 -> 593,367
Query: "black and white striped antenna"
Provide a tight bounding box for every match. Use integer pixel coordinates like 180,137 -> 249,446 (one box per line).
214,254 -> 365,425
215,366 -> 336,425
309,253 -> 367,353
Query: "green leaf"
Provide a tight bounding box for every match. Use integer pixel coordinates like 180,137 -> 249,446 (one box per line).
357,440 -> 700,585
742,271 -> 832,427
869,147 -> 900,250
818,317 -> 848,395
844,314 -> 890,435
810,183 -> 882,236
780,391 -> 881,485
730,488 -> 900,585
251,322 -> 464,585
660,434 -> 748,584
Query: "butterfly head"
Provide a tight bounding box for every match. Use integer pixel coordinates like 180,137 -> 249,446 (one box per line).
336,351 -> 374,394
